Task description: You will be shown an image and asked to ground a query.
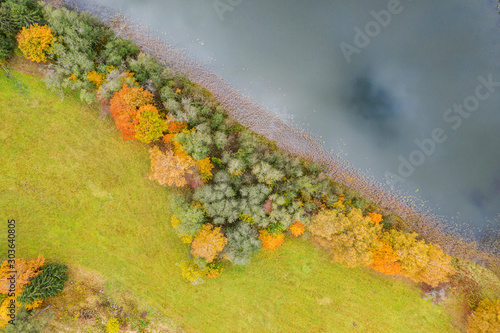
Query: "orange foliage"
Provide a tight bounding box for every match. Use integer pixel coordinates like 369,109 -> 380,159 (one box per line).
368,240 -> 401,275
259,230 -> 285,250
0,254 -> 45,294
109,84 -> 154,140
17,24 -> 54,63
149,146 -> 195,187
369,212 -> 383,224
168,121 -> 188,134
289,221 -> 305,237
190,224 -> 227,263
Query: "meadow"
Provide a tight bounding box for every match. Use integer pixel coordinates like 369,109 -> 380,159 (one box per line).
0,59 -> 460,332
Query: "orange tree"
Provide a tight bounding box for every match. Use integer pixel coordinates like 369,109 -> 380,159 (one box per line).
17,23 -> 54,63
109,83 -> 154,140
148,146 -> 195,187
368,239 -> 401,275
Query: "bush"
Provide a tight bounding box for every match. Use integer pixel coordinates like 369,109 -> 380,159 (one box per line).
5,307 -> 49,333
466,299 -> 500,333
259,230 -> 285,250
102,38 -> 139,67
17,23 -> 54,63
18,264 -> 68,305
0,32 -> 15,62
224,222 -> 262,265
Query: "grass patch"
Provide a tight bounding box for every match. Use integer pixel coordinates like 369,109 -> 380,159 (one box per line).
0,67 -> 458,332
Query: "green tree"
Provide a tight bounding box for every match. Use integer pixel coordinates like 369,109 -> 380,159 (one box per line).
18,264 -> 68,305
102,38 -> 139,67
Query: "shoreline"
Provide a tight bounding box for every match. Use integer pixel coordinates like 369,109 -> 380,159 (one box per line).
50,0 -> 498,268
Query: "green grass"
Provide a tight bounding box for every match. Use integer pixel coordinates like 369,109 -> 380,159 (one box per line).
0,68 -> 458,332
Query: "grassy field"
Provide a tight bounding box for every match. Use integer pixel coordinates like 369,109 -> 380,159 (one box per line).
0,62 -> 459,332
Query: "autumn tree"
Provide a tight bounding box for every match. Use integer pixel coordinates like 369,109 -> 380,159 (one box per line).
466,299 -> 500,333
196,157 -> 214,182
308,208 -> 382,268
149,146 -> 195,187
17,23 -> 54,63
384,229 -> 455,287
258,230 -> 285,250
134,104 -> 167,143
0,254 -> 45,294
109,83 -> 154,140
190,224 -> 227,263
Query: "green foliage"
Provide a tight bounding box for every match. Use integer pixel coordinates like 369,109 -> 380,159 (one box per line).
193,182 -> 239,225
96,68 -> 136,100
171,200 -> 206,239
0,0 -> 44,36
128,52 -> 164,90
0,31 -> 15,62
224,222 -> 262,265
102,38 -> 139,67
238,183 -> 271,228
175,129 -> 212,160
18,264 -> 68,305
213,131 -> 228,150
210,111 -> 225,130
160,85 -> 176,101
251,161 -> 284,186
5,307 -> 49,333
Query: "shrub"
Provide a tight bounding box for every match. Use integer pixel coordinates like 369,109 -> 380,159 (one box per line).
18,264 -> 68,305
106,316 -> 120,333
135,104 -> 166,143
289,221 -> 305,237
109,83 -> 154,140
308,208 -> 382,268
0,32 -> 15,63
4,307 -> 50,333
16,23 -> 53,63
259,230 -> 285,250
178,260 -> 204,284
368,239 -> 401,275
466,299 -> 500,333
384,229 -> 455,287
191,224 -> 227,263
149,146 -> 195,187
102,38 -> 139,67
224,222 -> 262,265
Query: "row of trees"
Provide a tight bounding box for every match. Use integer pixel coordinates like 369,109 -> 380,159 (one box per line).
11,5 -> 499,324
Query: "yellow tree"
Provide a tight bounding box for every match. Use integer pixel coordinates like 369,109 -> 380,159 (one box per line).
190,224 -> 227,263
149,146 -> 195,187
384,229 -> 454,287
308,208 -> 382,267
17,24 -> 54,63
466,299 -> 500,333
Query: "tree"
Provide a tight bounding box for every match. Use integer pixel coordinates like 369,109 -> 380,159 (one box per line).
384,229 -> 455,287
193,182 -> 239,225
18,264 -> 68,305
190,224 -> 227,263
109,83 -> 154,140
149,146 -> 195,187
0,255 -> 45,294
16,23 -> 54,63
224,222 -> 261,265
308,208 -> 382,268
102,38 -> 139,67
0,0 -> 44,36
466,299 -> 500,333
195,157 -> 214,182
175,129 -> 213,160
134,104 -> 166,143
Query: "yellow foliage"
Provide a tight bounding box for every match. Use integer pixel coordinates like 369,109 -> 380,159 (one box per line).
191,224 -> 227,263
149,146 -> 195,187
171,216 -> 180,229
196,157 -> 214,182
289,221 -> 305,237
369,212 -> 383,224
238,213 -> 254,224
87,70 -> 106,89
0,254 -> 45,294
466,299 -> 500,333
204,264 -> 224,279
17,23 -> 54,63
179,261 -> 203,283
259,230 -> 285,250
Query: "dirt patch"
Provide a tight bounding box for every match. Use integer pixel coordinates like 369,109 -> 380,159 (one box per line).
6,55 -> 47,77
